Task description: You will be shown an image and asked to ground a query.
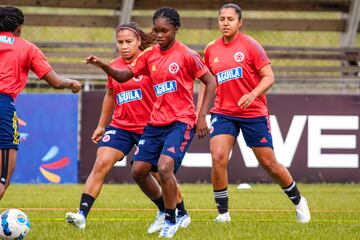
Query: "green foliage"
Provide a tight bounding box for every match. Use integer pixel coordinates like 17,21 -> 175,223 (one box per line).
1,184 -> 360,239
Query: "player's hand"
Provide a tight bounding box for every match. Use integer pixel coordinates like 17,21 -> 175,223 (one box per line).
84,55 -> 105,68
91,127 -> 105,144
238,92 -> 256,109
195,116 -> 209,139
69,80 -> 82,93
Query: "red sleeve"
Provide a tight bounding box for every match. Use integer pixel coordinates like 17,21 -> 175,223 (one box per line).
127,48 -> 151,78
248,39 -> 270,71
203,46 -> 211,69
29,44 -> 53,78
185,49 -> 209,79
106,75 -> 113,89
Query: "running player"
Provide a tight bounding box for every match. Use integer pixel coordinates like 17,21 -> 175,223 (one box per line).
85,7 -> 216,238
0,6 -> 81,200
65,22 -> 190,230
198,3 -> 311,223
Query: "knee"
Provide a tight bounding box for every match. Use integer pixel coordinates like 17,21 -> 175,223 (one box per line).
131,167 -> 147,183
92,159 -> 109,176
211,150 -> 229,169
157,165 -> 172,182
260,158 -> 278,172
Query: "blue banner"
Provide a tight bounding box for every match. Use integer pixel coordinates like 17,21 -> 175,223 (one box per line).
12,93 -> 78,183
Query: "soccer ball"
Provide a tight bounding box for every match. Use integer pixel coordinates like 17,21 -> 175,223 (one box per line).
0,209 -> 30,239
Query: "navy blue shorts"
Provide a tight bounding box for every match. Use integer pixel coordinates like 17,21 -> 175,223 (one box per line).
97,126 -> 141,156
132,122 -> 194,173
210,113 -> 273,148
0,94 -> 19,150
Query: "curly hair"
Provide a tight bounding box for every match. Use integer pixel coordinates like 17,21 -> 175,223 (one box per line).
0,6 -> 24,32
152,7 -> 181,28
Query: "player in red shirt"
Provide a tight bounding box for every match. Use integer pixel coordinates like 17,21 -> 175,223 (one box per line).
85,7 -> 216,238
0,6 -> 81,200
66,22 -> 191,232
199,3 -> 310,223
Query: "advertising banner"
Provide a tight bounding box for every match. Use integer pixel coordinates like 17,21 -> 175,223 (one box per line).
80,93 -> 360,183
12,93 -> 78,184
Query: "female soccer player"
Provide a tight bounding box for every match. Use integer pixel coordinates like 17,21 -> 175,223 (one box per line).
85,7 -> 216,238
65,22 -> 190,232
198,3 -> 311,223
0,6 -> 81,200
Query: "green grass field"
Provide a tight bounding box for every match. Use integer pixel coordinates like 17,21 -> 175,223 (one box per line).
1,184 -> 359,239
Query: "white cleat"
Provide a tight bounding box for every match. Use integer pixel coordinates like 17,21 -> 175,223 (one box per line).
147,211 -> 165,234
65,212 -> 86,229
159,220 -> 179,238
214,212 -> 231,223
296,197 -> 311,223
177,214 -> 191,228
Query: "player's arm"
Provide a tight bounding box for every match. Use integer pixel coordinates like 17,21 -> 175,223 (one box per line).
91,88 -> 115,144
238,64 -> 274,109
84,55 -> 133,83
196,81 -> 206,115
196,71 -> 216,139
42,70 -> 81,93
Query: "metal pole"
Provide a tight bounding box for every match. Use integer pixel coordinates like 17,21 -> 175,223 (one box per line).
340,0 -> 360,47
119,0 -> 135,25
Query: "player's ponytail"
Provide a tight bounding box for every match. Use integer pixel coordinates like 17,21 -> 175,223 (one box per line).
115,21 -> 156,50
0,6 -> 24,32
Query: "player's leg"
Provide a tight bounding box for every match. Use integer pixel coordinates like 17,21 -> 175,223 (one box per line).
0,149 -> 17,200
131,125 -> 167,234
210,135 -> 234,222
241,116 -> 310,223
158,122 -> 194,238
0,95 -> 20,200
253,147 -> 310,223
65,146 -> 124,229
209,114 -> 238,222
151,172 -> 189,227
66,127 -> 135,229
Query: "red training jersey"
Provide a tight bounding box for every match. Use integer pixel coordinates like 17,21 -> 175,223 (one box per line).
204,32 -> 270,118
0,32 -> 53,99
107,54 -> 156,134
128,41 -> 208,127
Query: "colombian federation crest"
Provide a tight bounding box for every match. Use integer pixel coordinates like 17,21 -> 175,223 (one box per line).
169,62 -> 180,74
132,75 -> 143,82
234,51 -> 244,63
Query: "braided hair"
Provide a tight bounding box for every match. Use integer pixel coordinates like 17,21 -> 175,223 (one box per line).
220,3 -> 242,20
0,6 -> 24,32
115,21 -> 155,51
152,7 -> 181,28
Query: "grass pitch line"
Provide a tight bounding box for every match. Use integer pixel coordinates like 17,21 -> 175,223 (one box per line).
1,207 -> 359,213
30,218 -> 360,224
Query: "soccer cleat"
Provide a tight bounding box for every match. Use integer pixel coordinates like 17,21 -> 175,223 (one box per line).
159,220 -> 179,238
214,212 -> 231,223
65,212 -> 86,229
176,214 -> 191,228
295,196 -> 311,223
147,211 -> 165,234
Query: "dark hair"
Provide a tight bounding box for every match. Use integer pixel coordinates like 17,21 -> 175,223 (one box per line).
0,6 -> 24,32
152,7 -> 181,28
115,21 -> 155,51
219,3 -> 242,20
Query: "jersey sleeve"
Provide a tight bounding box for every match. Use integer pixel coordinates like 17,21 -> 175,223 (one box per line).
107,75 -> 113,89
127,48 -> 151,78
185,49 -> 209,79
249,39 -> 270,71
29,44 -> 53,79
